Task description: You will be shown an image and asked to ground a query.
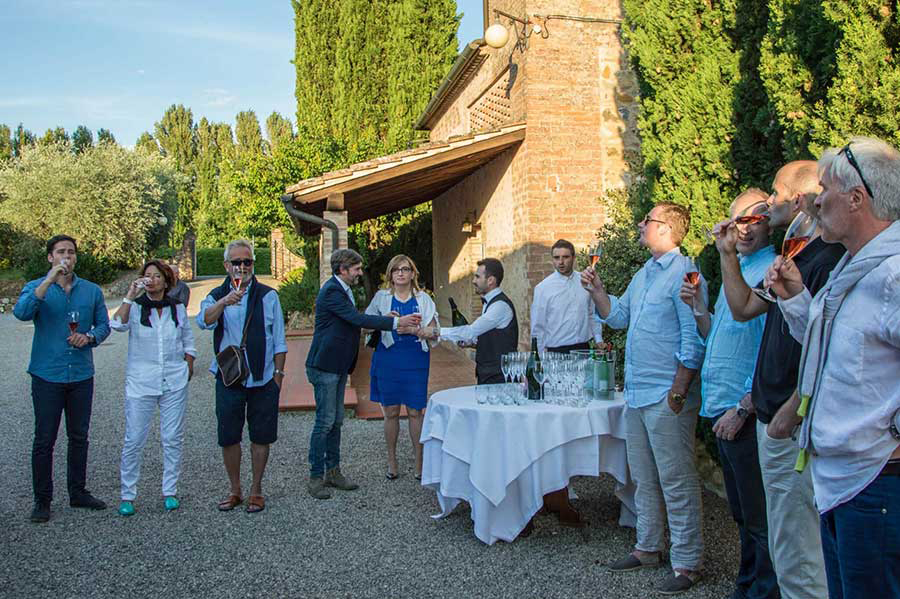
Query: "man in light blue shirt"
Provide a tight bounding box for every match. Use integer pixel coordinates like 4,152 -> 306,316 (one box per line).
582,203 -> 706,594
197,240 -> 287,514
14,234 -> 111,523
681,190 -> 778,599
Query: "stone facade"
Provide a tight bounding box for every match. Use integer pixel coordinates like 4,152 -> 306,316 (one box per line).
429,0 -> 639,345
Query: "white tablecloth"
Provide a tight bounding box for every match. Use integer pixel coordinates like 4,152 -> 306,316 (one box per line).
420,386 -> 636,544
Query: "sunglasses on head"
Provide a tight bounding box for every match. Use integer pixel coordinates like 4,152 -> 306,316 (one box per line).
734,214 -> 769,225
229,259 -> 254,267
839,144 -> 875,199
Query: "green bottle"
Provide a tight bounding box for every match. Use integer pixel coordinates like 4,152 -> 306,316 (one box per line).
525,336 -> 542,400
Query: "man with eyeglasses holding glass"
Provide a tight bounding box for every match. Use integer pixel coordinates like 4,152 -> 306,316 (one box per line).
714,162 -> 844,599
765,137 -> 900,599
582,203 -> 706,595
197,239 -> 287,514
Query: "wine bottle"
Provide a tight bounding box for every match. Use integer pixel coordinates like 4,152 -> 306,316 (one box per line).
526,336 -> 541,400
448,297 -> 469,327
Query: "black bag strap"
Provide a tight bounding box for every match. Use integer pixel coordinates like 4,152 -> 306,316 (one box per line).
239,302 -> 253,349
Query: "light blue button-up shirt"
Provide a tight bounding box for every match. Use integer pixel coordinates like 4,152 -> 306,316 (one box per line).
14,274 -> 111,383
601,248 -> 706,409
700,245 -> 776,418
196,282 -> 288,387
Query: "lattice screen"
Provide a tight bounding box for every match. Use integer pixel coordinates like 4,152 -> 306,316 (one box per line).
468,71 -> 512,131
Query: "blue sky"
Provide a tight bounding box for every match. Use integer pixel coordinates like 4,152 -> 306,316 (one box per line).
2,0 -> 484,146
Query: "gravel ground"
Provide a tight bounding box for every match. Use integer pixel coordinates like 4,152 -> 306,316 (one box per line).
0,309 -> 742,599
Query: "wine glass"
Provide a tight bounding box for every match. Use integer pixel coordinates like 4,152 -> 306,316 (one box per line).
683,258 -> 705,316
583,242 -> 603,290
753,211 -> 817,302
533,360 -> 546,402
67,310 -> 80,336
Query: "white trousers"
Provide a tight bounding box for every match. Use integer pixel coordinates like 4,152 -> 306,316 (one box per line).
756,420 -> 827,599
625,399 -> 703,571
120,386 -> 188,500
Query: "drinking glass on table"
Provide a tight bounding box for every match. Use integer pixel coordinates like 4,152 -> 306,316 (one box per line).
753,211 -> 817,303
583,242 -> 603,290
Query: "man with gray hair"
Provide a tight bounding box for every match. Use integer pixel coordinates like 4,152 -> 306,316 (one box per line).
766,137 -> 900,598
197,239 -> 287,514
305,248 -> 421,499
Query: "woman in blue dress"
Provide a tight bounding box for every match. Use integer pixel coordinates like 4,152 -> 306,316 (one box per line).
364,255 -> 437,480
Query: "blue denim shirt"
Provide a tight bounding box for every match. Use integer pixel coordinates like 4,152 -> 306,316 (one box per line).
14,275 -> 111,383
196,282 -> 288,387
601,248 -> 706,409
700,245 -> 776,418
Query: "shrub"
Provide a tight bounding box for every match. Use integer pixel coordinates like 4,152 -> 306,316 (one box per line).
0,143 -> 180,266
21,245 -> 121,285
277,267 -> 319,321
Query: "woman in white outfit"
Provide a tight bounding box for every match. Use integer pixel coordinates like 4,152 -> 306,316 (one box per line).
110,260 -> 196,515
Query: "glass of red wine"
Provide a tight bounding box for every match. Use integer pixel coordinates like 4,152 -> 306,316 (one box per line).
67,310 -> 79,343
753,211 -> 817,303
683,258 -> 705,316
583,242 -> 603,290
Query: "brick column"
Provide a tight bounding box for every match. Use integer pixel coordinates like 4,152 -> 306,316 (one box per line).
176,232 -> 196,281
318,193 -> 348,287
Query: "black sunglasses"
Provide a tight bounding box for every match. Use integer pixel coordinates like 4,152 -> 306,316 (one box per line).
840,144 -> 875,199
229,259 -> 254,267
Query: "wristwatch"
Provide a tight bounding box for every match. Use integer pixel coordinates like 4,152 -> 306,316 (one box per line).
890,410 -> 900,441
274,369 -> 286,376
85,332 -> 95,344
736,406 -> 749,419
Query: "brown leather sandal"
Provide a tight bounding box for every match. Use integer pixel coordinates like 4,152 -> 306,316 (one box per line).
217,494 -> 242,511
246,495 -> 265,513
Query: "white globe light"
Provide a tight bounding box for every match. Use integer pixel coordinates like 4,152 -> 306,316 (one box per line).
485,23 -> 510,49
157,215 -> 168,226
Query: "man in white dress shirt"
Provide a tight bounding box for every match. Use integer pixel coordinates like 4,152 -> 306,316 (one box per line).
530,239 -> 603,353
423,258 -> 518,384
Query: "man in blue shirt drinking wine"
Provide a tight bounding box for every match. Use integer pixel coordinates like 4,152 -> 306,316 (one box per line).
582,203 -> 706,595
14,234 -> 111,523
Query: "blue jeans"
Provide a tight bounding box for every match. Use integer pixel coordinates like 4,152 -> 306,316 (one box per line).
31,375 -> 94,503
306,366 -> 348,478
820,471 -> 900,599
713,415 -> 779,599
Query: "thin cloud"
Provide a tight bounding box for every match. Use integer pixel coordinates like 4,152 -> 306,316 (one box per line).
202,88 -> 237,108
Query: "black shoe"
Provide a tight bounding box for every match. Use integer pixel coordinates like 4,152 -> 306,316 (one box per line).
70,494 -> 107,510
30,502 -> 51,523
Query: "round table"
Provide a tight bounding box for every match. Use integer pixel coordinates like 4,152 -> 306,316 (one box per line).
420,386 -> 636,544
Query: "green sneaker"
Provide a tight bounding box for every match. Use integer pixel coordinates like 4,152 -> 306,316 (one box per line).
118,500 -> 135,517
164,496 -> 180,511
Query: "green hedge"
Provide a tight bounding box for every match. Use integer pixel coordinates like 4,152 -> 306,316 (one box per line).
197,247 -> 271,276
277,267 -> 319,319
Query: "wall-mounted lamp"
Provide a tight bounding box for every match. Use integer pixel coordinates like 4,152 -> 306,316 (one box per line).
484,9 -> 545,52
484,11 -> 622,52
461,211 -> 481,236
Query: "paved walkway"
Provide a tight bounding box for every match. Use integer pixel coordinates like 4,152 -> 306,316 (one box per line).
0,297 -> 740,599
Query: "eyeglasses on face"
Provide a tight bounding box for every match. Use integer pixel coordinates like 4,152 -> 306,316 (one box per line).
391,266 -> 413,274
640,214 -> 667,226
840,144 -> 875,200
229,259 -> 254,267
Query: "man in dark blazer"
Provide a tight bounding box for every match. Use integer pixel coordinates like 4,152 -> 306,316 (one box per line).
306,248 -> 421,499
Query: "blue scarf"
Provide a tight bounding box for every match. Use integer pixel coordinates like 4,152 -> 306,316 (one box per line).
210,275 -> 273,381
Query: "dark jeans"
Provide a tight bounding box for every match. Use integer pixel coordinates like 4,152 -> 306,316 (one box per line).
306,366 -> 348,478
31,375 -> 94,503
820,469 -> 900,599
713,414 -> 779,599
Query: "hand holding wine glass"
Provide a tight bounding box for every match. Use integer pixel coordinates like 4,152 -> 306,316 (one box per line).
582,242 -> 603,290
764,256 -> 804,300
683,259 -> 706,316
753,212 -> 816,302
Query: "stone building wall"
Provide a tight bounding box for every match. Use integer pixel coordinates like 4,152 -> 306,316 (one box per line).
429,0 -> 639,345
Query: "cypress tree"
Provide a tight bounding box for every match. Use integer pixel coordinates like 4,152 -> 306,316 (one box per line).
72,125 -> 93,154
135,132 -> 159,155
39,127 -> 70,147
384,0 -> 459,151
0,125 -> 12,161
265,111 -> 294,151
293,0 -> 338,136
235,110 -> 265,156
97,128 -> 116,145
154,104 -> 197,169
12,124 -> 35,158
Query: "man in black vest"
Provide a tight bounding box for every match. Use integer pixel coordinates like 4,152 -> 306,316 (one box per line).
423,258 -> 518,384
197,240 -> 287,514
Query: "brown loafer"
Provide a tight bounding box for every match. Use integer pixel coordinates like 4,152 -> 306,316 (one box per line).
217,494 -> 242,511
